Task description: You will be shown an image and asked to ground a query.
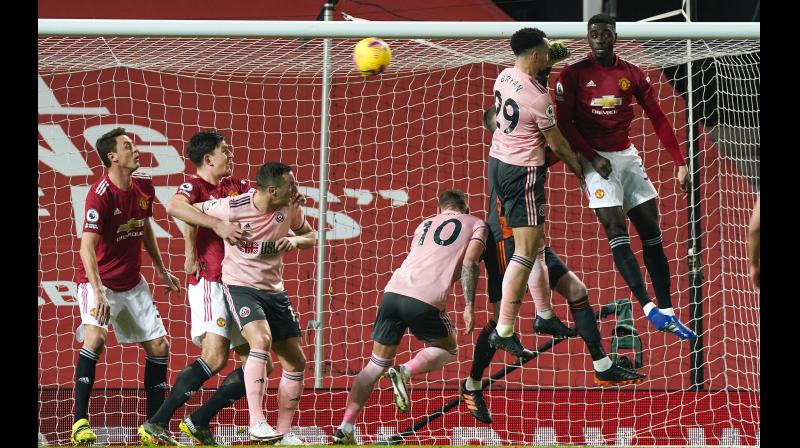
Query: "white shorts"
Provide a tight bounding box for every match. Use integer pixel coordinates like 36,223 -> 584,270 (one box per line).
188,278 -> 246,348
76,277 -> 167,344
582,146 -> 658,214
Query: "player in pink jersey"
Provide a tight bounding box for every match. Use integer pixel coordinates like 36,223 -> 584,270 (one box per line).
138,131 -> 253,446
463,101 -> 645,424
194,161 -> 315,444
70,127 -> 181,446
332,190 -> 487,445
555,14 -> 696,340
486,27 -> 584,358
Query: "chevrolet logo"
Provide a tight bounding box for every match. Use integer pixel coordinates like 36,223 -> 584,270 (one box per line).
590,96 -> 623,109
117,218 -> 145,233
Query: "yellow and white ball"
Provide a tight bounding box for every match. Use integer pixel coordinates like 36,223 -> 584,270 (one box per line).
353,37 -> 391,76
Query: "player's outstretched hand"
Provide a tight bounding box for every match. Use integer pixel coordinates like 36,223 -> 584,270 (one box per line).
159,269 -> 182,294
214,220 -> 245,246
591,155 -> 612,179
462,306 -> 475,335
548,40 -> 571,67
677,164 -> 690,193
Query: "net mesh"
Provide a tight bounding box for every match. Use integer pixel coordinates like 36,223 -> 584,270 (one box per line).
38,35 -> 759,445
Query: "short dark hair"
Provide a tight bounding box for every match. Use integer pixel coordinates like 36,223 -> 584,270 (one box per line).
438,189 -> 468,212
95,127 -> 128,167
510,27 -> 547,56
588,13 -> 616,30
257,161 -> 292,189
483,107 -> 497,133
187,131 -> 226,167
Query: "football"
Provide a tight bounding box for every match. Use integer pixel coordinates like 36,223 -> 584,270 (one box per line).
353,37 -> 392,76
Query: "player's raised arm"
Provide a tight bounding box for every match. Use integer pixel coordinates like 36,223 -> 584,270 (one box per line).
276,220 -> 316,252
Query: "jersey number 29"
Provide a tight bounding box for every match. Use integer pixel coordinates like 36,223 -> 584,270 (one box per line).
494,90 -> 519,135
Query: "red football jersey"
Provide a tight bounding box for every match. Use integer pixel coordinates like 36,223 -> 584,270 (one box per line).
555,53 -> 684,165
76,172 -> 155,291
176,175 -> 251,285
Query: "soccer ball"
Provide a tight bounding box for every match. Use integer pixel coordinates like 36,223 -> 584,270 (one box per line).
353,37 -> 391,76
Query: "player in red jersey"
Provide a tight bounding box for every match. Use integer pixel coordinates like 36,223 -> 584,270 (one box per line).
138,131 -> 252,446
71,127 -> 181,446
555,14 -> 696,340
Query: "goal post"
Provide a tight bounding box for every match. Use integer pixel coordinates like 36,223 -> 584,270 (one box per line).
38,19 -> 759,446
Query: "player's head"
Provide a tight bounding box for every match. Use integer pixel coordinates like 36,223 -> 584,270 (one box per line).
257,161 -> 298,206
510,27 -> 549,73
95,127 -> 139,171
438,189 -> 468,213
187,131 -> 233,177
483,107 -> 498,133
587,14 -> 617,59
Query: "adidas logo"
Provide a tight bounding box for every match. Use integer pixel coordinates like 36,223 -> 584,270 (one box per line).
255,378 -> 265,384
154,381 -> 169,389
243,223 -> 252,230
113,208 -> 122,215
586,80 -> 597,87
78,377 -> 90,384
184,390 -> 196,398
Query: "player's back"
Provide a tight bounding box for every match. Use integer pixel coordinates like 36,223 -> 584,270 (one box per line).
384,211 -> 487,310
489,66 -> 556,167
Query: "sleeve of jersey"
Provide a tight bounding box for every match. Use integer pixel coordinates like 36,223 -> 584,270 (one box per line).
290,204 -> 308,232
471,221 -> 488,246
531,94 -> 557,132
202,196 -> 231,221
176,178 -> 200,202
82,189 -> 107,234
635,67 -> 685,165
555,68 -> 600,160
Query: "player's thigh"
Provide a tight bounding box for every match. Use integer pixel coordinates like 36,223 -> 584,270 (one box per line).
617,147 -> 658,214
511,225 -> 544,258
371,292 -> 409,346
271,337 -> 306,371
189,279 -> 247,349
583,151 -> 624,210
496,160 -> 548,228
371,341 -> 399,360
626,198 -> 661,238
259,291 -> 302,343
428,332 -> 457,353
110,278 -> 168,345
404,296 -> 455,346
75,282 -> 111,348
199,332 -> 233,372
225,284 -> 272,349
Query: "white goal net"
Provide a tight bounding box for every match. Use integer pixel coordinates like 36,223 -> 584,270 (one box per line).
38,30 -> 759,446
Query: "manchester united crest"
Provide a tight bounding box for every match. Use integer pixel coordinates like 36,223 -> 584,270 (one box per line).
618,78 -> 631,91
595,189 -> 606,199
216,317 -> 226,327
89,308 -> 97,317
228,191 -> 238,197
139,197 -> 149,210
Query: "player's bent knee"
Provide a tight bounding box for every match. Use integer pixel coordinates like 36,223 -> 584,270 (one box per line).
146,336 -> 170,356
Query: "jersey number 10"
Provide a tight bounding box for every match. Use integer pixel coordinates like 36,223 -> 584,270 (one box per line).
418,219 -> 463,247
